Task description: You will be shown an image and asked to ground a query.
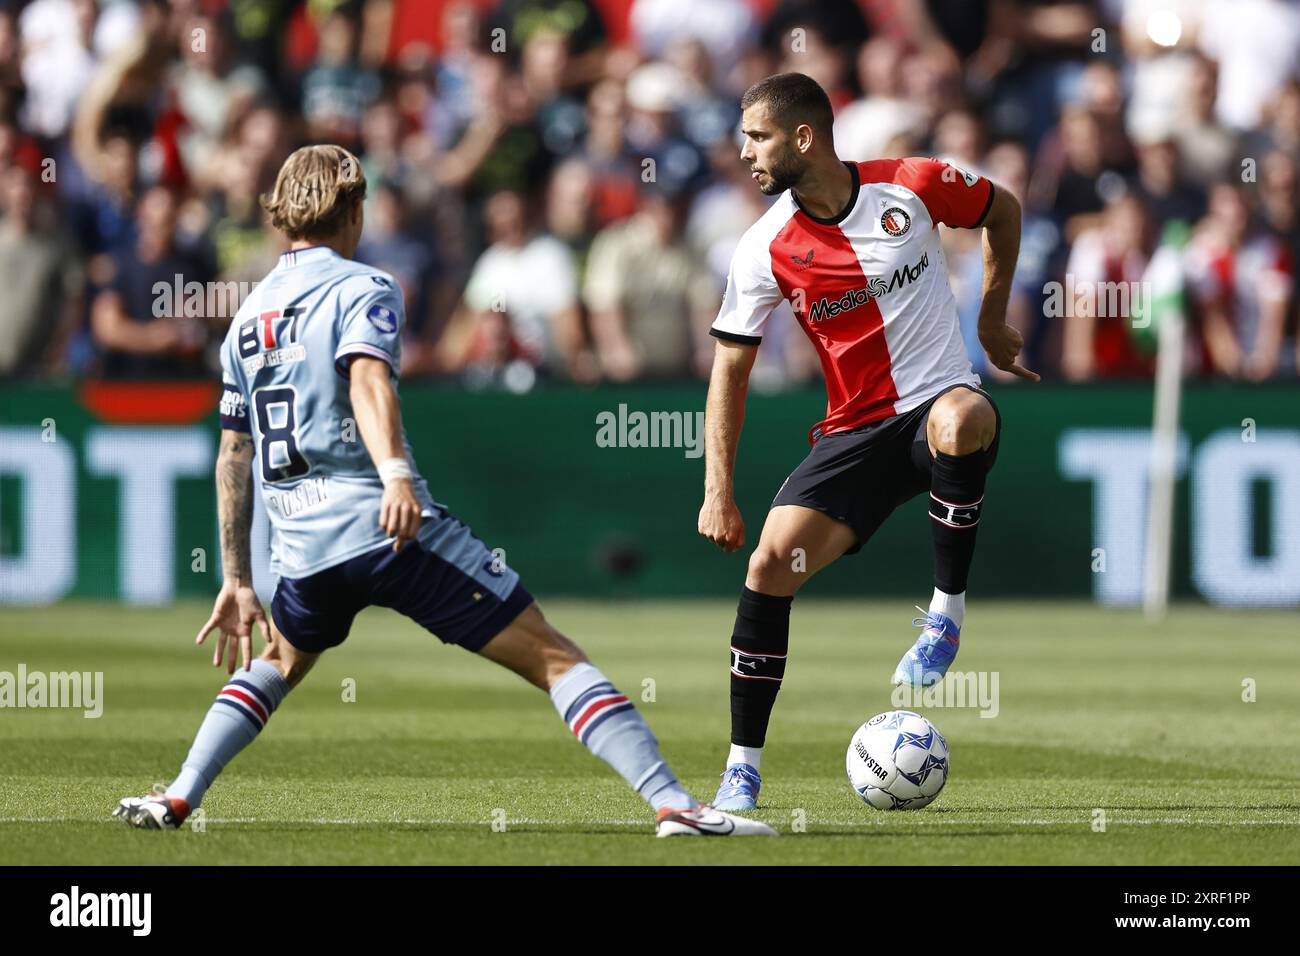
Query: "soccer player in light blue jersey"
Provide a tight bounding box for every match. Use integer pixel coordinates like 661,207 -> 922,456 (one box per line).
115,145 -> 773,838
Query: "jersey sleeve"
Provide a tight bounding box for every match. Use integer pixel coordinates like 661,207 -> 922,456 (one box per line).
218,327 -> 250,433
898,157 -> 995,230
710,238 -> 783,345
335,274 -> 405,377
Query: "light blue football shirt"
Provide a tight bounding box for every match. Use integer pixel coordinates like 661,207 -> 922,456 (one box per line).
218,245 -> 439,578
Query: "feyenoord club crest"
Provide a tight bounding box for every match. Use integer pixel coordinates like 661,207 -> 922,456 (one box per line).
881,206 -> 911,237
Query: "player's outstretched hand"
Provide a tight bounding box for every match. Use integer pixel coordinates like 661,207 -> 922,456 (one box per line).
380,479 -> 423,552
196,583 -> 270,675
699,493 -> 745,553
979,323 -> 1040,382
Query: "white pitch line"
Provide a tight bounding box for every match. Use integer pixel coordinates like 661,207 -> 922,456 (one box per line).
2,816 -> 1299,827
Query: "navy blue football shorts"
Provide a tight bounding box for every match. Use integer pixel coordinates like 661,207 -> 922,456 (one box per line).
771,382 -> 1002,554
270,509 -> 534,654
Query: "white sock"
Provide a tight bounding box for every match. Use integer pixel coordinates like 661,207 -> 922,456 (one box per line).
727,744 -> 763,771
929,588 -> 965,628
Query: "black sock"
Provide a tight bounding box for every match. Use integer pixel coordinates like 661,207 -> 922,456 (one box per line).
729,587 -> 792,748
929,450 -> 990,594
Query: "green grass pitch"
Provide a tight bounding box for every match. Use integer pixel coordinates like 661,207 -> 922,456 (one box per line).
1,600 -> 1297,865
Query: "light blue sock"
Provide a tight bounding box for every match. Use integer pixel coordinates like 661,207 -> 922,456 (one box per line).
166,660 -> 289,809
550,662 -> 698,813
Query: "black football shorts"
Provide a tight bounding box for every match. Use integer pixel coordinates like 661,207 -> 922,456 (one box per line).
770,382 -> 1001,554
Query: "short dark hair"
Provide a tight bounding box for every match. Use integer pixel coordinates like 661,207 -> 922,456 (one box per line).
741,73 -> 834,140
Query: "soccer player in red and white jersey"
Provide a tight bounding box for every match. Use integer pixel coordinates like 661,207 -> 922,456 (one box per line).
698,74 -> 1037,811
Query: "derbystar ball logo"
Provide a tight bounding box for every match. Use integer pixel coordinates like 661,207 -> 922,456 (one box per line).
854,739 -> 889,781
806,252 -> 929,323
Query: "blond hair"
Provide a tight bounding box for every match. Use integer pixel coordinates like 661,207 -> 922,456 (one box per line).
261,144 -> 367,241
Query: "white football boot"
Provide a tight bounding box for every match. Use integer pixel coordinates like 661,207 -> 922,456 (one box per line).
655,804 -> 778,837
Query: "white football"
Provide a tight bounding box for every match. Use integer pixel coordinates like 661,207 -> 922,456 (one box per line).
846,710 -> 949,810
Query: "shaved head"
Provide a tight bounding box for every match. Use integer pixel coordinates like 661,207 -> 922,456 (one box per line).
740,73 -> 834,143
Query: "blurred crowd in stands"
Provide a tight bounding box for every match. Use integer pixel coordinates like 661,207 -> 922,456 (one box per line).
0,0 -> 1297,388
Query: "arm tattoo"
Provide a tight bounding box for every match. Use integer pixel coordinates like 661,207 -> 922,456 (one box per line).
216,431 -> 255,584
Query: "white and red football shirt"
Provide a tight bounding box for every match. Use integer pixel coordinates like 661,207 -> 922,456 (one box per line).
713,157 -> 994,443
